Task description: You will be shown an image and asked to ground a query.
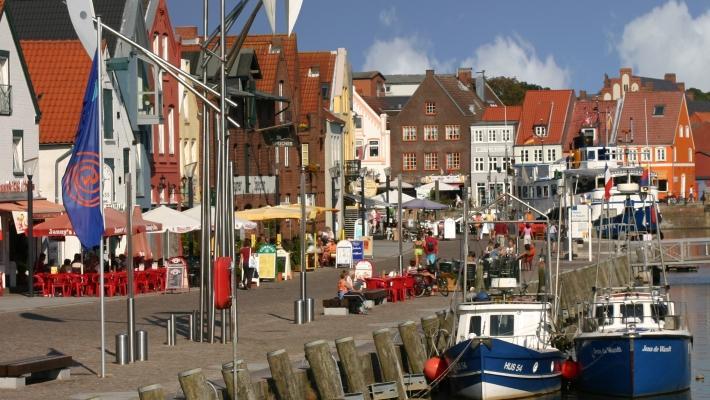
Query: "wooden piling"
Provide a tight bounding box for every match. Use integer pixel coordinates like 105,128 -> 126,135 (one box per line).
295,368 -> 319,400
420,315 -> 439,356
335,337 -> 371,399
398,321 -> 426,373
177,368 -> 213,400
304,340 -> 345,400
266,349 -> 303,400
360,353 -> 377,385
137,383 -> 165,400
373,328 -> 407,400
256,379 -> 278,400
222,360 -> 257,400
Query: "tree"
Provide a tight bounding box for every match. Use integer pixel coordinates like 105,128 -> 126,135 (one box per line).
486,77 -> 548,106
686,87 -> 710,102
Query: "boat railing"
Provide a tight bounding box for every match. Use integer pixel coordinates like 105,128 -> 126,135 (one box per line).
467,333 -> 552,350
579,309 -> 687,333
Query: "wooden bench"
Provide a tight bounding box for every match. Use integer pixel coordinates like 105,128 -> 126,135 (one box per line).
0,354 -> 72,389
362,289 -> 387,305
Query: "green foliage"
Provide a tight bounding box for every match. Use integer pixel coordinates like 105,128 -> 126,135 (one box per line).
487,76 -> 548,106
686,87 -> 710,102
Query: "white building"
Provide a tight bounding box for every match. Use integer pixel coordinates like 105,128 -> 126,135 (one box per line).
353,90 -> 390,181
383,74 -> 425,97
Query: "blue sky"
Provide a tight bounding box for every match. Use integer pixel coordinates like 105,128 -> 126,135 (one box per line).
166,0 -> 710,92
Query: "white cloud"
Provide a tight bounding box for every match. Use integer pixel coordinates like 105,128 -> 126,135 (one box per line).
378,6 -> 397,27
617,1 -> 710,90
362,36 -> 453,74
463,36 -> 570,89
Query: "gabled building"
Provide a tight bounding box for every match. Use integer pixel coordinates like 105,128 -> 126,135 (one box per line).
614,91 -> 695,200
145,0 -> 181,207
383,74 -> 425,97
0,0 -> 43,288
470,106 -> 521,205
600,67 -> 685,101
389,68 -> 486,184
352,84 -> 390,181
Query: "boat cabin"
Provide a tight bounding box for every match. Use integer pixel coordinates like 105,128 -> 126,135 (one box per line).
585,291 -> 682,332
455,302 -> 554,350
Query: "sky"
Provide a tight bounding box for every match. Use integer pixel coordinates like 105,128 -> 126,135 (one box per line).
166,0 -> 710,92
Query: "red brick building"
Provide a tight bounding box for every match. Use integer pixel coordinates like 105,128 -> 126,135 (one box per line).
600,67 -> 685,101
389,69 -> 486,183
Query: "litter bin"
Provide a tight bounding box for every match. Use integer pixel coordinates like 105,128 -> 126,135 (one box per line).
135,330 -> 148,361
115,333 -> 129,365
439,260 -> 453,274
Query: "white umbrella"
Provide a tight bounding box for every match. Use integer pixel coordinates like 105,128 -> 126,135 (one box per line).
372,190 -> 415,204
143,205 -> 200,233
182,205 -> 257,230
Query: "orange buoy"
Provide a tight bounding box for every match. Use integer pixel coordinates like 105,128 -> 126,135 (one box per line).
423,356 -> 448,381
561,358 -> 580,380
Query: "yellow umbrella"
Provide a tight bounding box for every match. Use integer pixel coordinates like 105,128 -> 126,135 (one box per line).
235,205 -> 301,221
279,204 -> 338,219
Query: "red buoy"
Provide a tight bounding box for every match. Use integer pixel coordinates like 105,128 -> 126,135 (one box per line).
423,356 -> 448,381
214,257 -> 232,310
561,358 -> 580,380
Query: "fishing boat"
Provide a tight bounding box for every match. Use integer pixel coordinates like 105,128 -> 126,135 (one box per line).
443,257 -> 564,399
573,184 -> 692,397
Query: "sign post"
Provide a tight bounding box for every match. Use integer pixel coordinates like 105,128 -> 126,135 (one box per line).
256,244 -> 277,280
335,240 -> 353,269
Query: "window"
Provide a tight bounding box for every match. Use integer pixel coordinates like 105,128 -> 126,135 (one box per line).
488,129 -> 496,142
402,126 -> 417,141
534,125 -> 547,137
446,152 -> 461,170
168,107 -> 175,154
278,81 -> 284,122
12,130 -> 23,175
308,66 -> 320,77
274,146 -> 279,165
368,140 -> 379,158
284,146 -> 290,167
628,149 -> 638,162
655,147 -> 666,161
502,127 -> 511,142
103,89 -> 113,139
152,33 -> 159,55
0,52 -> 9,115
685,125 -> 690,138
425,101 -> 436,115
268,44 -> 282,54
534,149 -> 543,162
354,114 -> 362,129
158,121 -> 165,154
596,305 -> 614,326
489,157 -> 499,172
473,128 -> 484,142
355,139 -> 364,159
641,147 -> 651,161
522,186 -> 529,198
547,148 -> 556,162
162,34 -> 168,60
653,105 -> 665,116
620,304 -> 644,323
658,179 -> 668,191
502,157 -> 512,171
424,125 -> 438,141
522,150 -> 529,163
321,83 -> 329,100
445,125 -> 460,140
536,186 -> 543,198
490,315 -> 514,336
689,148 -> 693,162
385,85 -> 391,93
469,316 -> 481,336
424,153 -> 438,170
403,153 -> 417,171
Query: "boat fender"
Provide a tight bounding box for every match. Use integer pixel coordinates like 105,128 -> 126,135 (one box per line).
561,357 -> 580,380
473,291 -> 490,302
424,356 -> 448,381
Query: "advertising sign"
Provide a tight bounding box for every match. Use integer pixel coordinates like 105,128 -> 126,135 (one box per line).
570,207 -> 590,239
12,211 -> 28,235
362,236 -> 373,258
351,240 -> 364,261
257,244 -> 277,280
354,260 -> 373,281
335,240 -> 353,268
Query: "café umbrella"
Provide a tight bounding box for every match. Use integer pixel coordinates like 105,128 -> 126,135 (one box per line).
33,206 -> 162,237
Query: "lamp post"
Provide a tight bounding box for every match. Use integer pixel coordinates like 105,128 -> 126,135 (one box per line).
185,162 -> 197,269
359,167 -> 367,237
24,157 -> 38,297
384,167 -> 391,231
329,163 -> 340,232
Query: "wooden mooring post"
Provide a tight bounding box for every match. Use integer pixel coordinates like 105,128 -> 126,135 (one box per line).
373,328 -> 407,400
336,337 -> 372,399
222,360 -> 257,400
420,315 -> 439,356
305,339 -> 345,399
177,368 -> 214,400
137,383 -> 165,400
398,321 -> 426,374
267,349 -> 303,400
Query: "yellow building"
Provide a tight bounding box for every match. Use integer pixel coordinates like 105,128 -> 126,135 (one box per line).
177,57 -> 201,205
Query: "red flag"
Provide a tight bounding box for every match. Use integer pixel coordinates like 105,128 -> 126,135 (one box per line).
604,164 -> 612,201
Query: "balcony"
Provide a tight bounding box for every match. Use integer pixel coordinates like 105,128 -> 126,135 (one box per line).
0,84 -> 11,115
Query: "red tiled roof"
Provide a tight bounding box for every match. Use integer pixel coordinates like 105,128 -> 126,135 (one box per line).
0,0 -> 5,13
481,105 -> 522,122
563,99 -> 617,147
433,74 -> 484,116
690,112 -> 710,124
298,51 -> 336,119
323,108 -> 344,124
516,90 -> 574,146
244,34 -> 299,93
616,91 -> 685,146
175,26 -> 197,41
362,95 -> 384,114
692,122 -> 710,153
21,40 -> 91,144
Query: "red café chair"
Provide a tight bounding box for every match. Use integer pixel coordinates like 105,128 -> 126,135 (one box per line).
134,271 -> 149,294
115,272 -> 128,296
365,278 -> 386,290
66,273 -> 83,297
102,273 -> 117,297
33,274 -> 50,297
389,277 -> 406,303
48,274 -> 71,297
403,275 -> 416,299
84,273 -> 97,296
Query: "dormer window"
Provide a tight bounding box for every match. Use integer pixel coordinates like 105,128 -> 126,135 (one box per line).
268,44 -> 282,54
308,66 -> 320,77
653,105 -> 665,116
534,125 -> 548,138
425,101 -> 436,115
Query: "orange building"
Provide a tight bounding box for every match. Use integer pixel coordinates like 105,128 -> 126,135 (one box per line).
615,91 -> 695,200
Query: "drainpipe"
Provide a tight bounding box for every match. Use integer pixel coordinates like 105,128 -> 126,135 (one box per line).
55,147 -> 74,203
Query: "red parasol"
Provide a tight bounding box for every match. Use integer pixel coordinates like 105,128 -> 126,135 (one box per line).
33,207 -> 162,237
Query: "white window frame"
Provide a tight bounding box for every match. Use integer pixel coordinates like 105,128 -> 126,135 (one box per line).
162,34 -> 168,60
522,150 -> 529,163
445,125 -> 460,140
168,107 -> 175,154
424,152 -> 438,171
641,147 -> 651,162
355,139 -> 364,159
402,126 -> 416,141
152,33 -> 159,55
158,122 -> 165,154
488,129 -> 496,142
547,148 -> 555,162
368,140 -> 380,158
502,127 -> 511,142
274,146 -> 280,165
473,129 -> 484,143
655,147 -> 666,161
474,157 -> 485,172
12,131 -> 23,175
284,146 -> 290,167
424,125 -> 438,141
534,149 -> 543,162
402,153 -> 417,171
489,156 -> 499,171
688,148 -> 693,162
446,152 -> 461,171
425,101 -> 436,115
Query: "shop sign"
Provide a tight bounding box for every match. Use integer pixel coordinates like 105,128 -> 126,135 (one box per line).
12,211 -> 28,234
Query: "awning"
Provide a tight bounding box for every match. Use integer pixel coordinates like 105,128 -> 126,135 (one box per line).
0,199 -> 65,219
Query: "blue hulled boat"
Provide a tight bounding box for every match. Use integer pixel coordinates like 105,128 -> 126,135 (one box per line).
574,289 -> 692,397
444,300 -> 564,399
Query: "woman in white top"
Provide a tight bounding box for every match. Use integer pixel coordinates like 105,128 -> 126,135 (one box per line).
522,223 -> 533,245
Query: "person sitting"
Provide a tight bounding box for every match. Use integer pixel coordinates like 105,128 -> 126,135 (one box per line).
322,239 -> 337,266
70,254 -> 83,274
34,253 -> 48,274
490,243 -> 501,261
60,259 -> 73,273
337,271 -> 348,300
505,239 -> 517,257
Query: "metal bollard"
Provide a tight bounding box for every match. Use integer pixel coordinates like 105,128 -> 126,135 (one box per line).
135,330 -> 148,361
166,317 -> 174,346
115,333 -> 129,365
220,309 -> 227,344
170,314 -> 177,345
191,310 -> 199,342
305,297 -> 315,323
294,299 -> 304,324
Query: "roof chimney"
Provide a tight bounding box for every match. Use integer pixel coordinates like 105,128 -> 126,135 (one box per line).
664,73 -> 676,83
425,69 -> 435,77
579,90 -> 587,99
457,67 -> 472,85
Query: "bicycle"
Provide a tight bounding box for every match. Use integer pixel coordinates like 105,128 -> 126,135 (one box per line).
411,269 -> 449,297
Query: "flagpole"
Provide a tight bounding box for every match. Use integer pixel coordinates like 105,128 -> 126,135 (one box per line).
96,15 -> 106,379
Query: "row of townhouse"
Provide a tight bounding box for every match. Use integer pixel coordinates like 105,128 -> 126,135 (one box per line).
0,0 -> 191,284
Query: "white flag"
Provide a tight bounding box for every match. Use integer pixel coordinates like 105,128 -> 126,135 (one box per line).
261,0 -> 276,34
66,0 -> 97,57
286,0 -> 303,36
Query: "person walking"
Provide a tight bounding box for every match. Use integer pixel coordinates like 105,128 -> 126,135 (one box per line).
240,239 -> 254,290
413,234 -> 425,268
424,230 -> 439,268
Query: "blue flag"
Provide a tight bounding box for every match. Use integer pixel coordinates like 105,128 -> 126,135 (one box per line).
62,52 -> 104,249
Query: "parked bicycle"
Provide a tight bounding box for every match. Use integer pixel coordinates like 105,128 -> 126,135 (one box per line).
410,264 -> 449,297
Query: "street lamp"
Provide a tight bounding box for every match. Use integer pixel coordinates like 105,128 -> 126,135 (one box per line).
359,167 -> 367,237
185,162 -> 197,270
384,167 -> 391,231
329,162 -> 340,232
24,157 -> 38,297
